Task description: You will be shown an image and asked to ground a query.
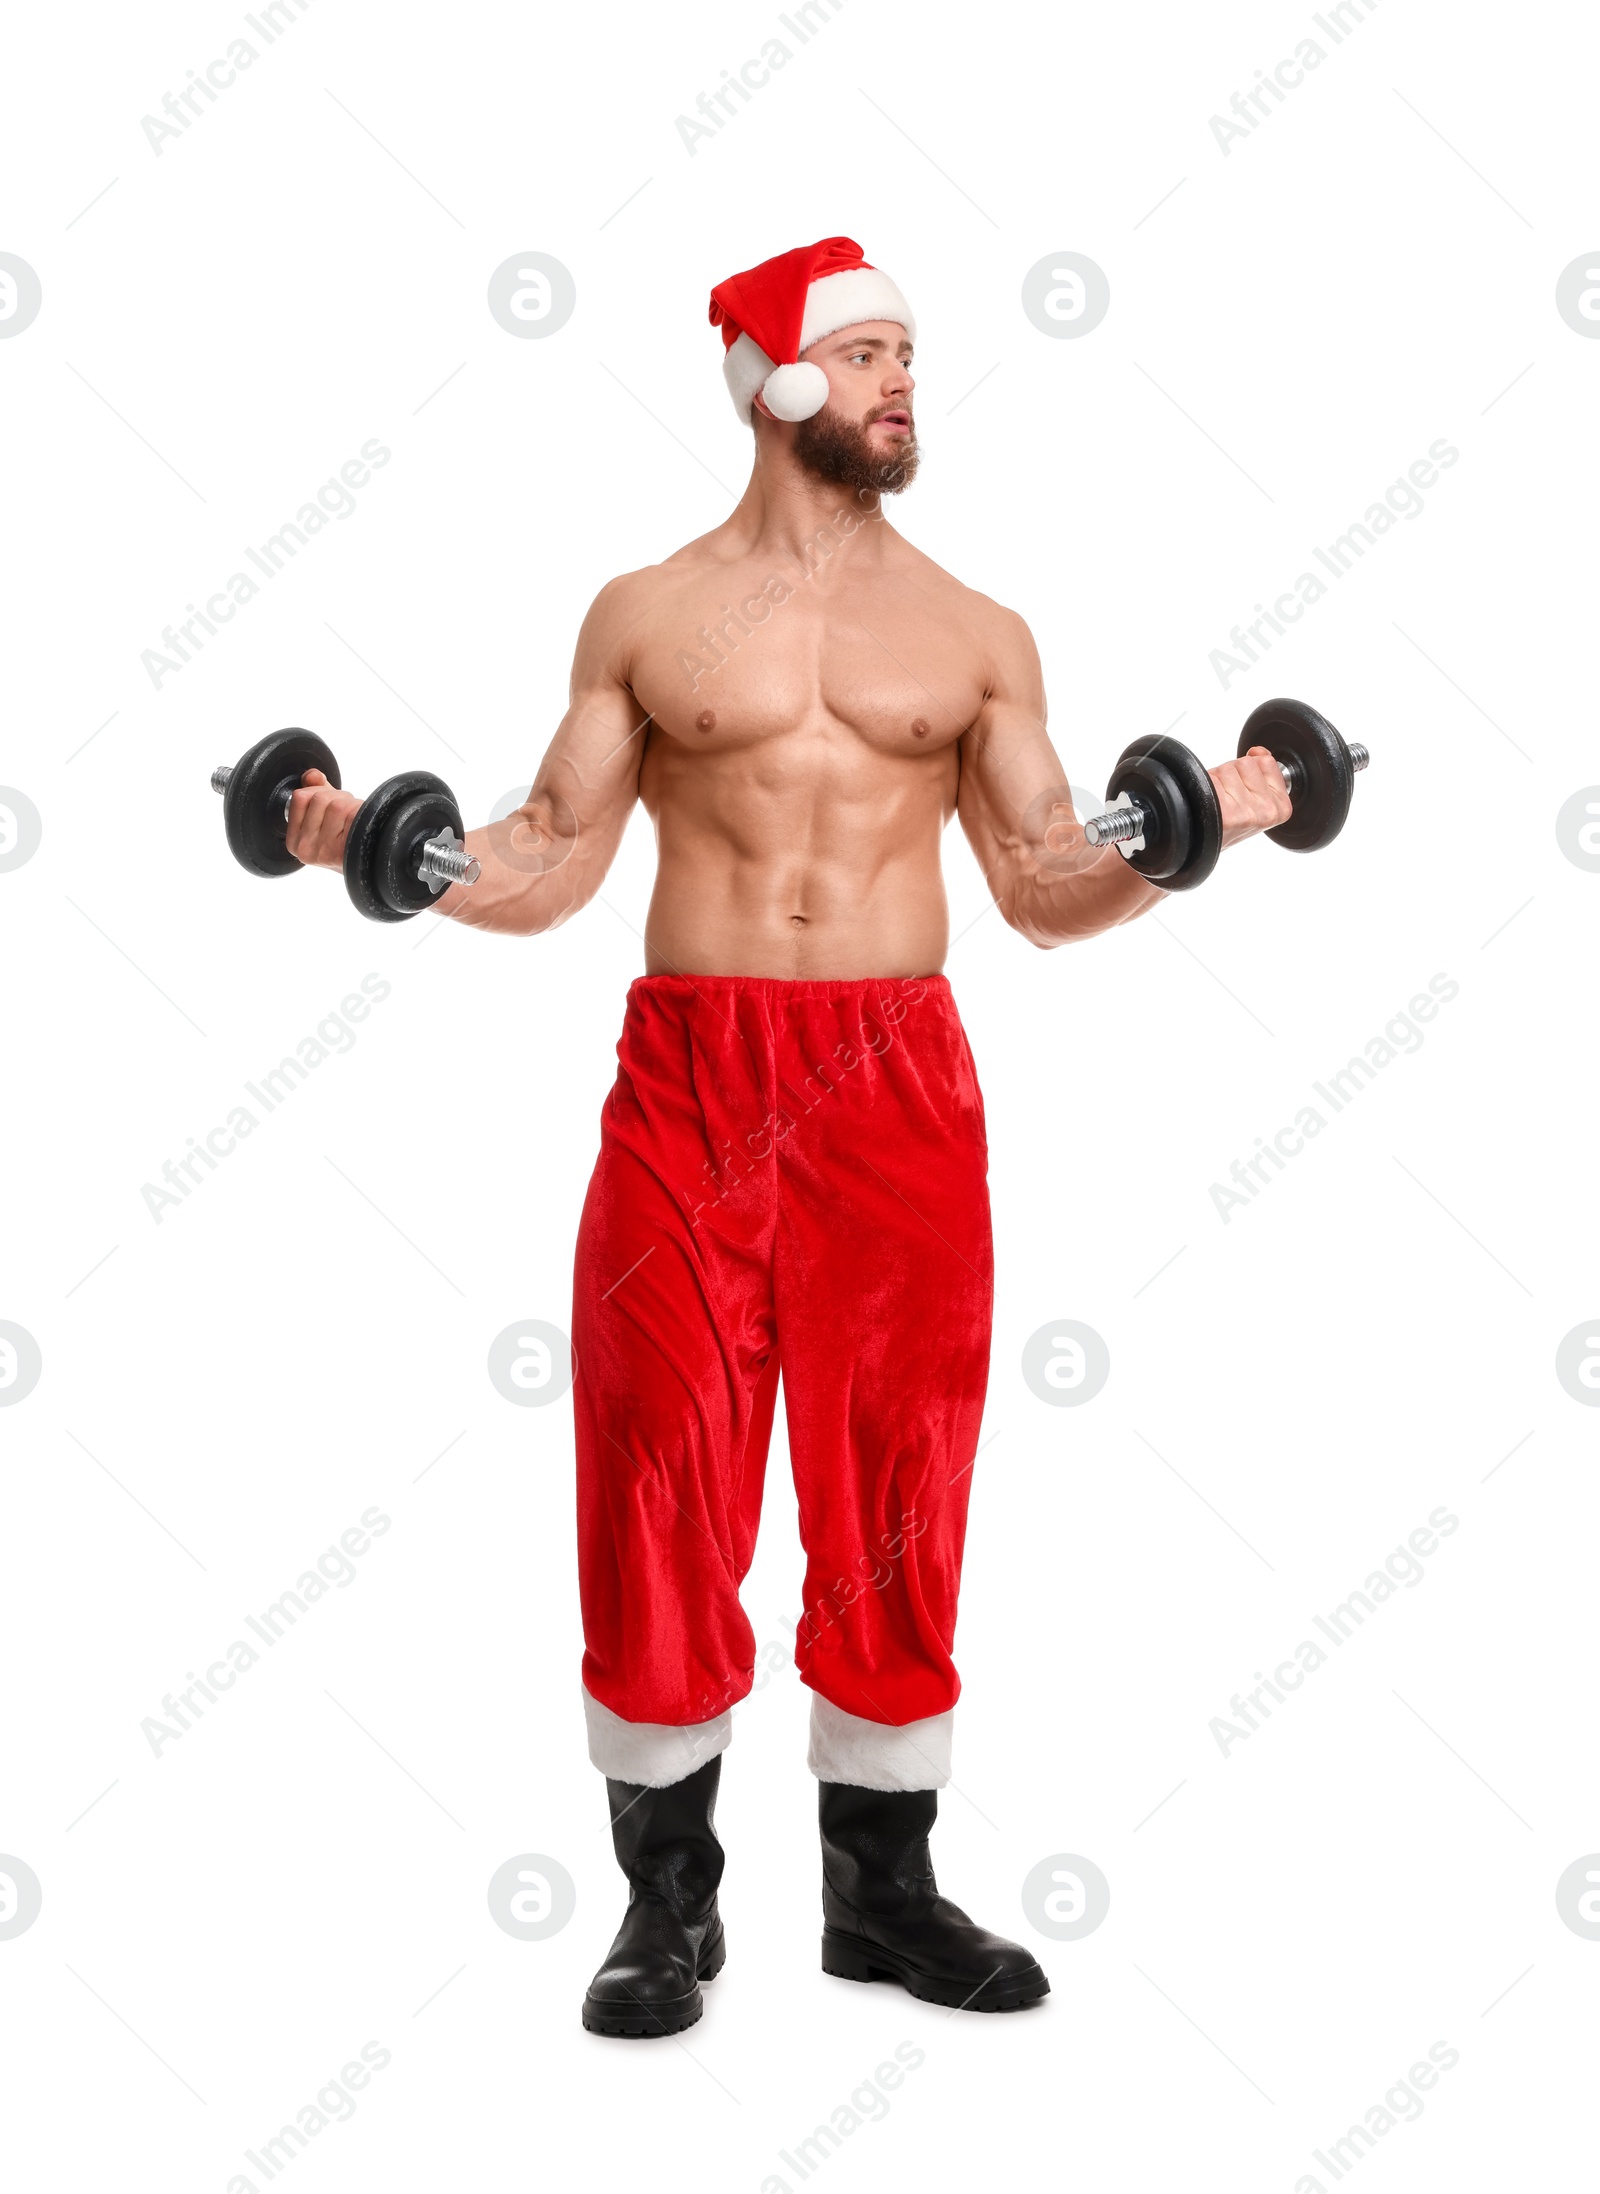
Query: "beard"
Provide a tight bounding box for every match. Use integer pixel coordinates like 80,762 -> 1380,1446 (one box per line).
793,404 -> 920,496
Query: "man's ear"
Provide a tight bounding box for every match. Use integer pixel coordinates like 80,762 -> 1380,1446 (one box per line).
751,389 -> 776,424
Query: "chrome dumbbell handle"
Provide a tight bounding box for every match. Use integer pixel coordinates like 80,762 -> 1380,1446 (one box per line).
210,763 -> 481,888
1083,742 -> 1369,848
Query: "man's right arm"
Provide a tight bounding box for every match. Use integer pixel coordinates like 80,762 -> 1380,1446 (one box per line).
285,575 -> 652,937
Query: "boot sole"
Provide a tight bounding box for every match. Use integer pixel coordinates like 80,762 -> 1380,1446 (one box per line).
582,1928 -> 725,2038
820,1928 -> 1049,2012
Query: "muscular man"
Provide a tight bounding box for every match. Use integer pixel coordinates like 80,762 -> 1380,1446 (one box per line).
287,237 -> 1291,2036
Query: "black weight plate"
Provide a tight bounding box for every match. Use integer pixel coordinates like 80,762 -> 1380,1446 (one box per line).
224,728 -> 340,878
1104,746 -> 1188,881
1106,734 -> 1223,892
343,771 -> 458,923
375,788 -> 465,915
1238,698 -> 1353,853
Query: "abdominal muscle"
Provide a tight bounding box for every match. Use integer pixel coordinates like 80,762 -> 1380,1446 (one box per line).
638,733 -> 956,980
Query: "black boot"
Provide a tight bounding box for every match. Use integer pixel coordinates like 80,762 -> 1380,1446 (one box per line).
582,1756 -> 727,2038
819,1781 -> 1049,2013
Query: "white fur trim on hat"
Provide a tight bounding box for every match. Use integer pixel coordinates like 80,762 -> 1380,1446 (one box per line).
720,267 -> 916,424
798,266 -> 916,352
722,330 -> 775,423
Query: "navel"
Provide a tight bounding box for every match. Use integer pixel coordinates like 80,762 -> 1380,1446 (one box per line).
911,717 -> 930,739
696,709 -> 716,733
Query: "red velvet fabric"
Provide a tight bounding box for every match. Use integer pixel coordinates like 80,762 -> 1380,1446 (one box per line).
708,235 -> 869,362
573,975 -> 993,1734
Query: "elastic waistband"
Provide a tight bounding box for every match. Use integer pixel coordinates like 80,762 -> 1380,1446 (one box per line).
629,972 -> 950,1003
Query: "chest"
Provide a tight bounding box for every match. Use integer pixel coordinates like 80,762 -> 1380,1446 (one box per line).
630,565 -> 987,759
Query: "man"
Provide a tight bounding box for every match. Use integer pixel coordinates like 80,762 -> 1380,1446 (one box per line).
287,237 -> 1291,2035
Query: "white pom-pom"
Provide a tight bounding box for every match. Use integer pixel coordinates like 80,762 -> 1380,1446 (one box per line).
761,361 -> 829,422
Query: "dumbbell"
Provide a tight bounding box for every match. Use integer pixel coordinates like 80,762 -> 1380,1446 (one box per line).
1080,699 -> 1370,891
211,728 -> 481,922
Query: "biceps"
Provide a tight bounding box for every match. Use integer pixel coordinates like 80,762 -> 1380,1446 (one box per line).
961,710 -> 1057,849
957,764 -> 1033,896
538,687 -> 646,826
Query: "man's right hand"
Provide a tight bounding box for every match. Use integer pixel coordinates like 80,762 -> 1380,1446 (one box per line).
286,768 -> 362,870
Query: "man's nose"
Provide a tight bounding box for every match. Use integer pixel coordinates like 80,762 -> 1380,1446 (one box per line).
883,358 -> 914,398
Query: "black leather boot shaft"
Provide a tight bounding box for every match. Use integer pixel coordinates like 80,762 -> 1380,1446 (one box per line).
819,1780 -> 1049,2013
819,1781 -> 939,1916
583,1755 -> 726,2037
606,1757 -> 726,1917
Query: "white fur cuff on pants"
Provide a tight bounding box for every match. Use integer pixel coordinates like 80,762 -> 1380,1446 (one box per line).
582,1687 -> 732,1788
806,1695 -> 953,1791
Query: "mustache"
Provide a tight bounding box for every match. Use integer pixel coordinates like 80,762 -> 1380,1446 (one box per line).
793,402 -> 921,495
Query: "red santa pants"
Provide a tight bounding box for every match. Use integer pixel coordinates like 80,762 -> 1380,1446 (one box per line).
572,975 -> 993,1790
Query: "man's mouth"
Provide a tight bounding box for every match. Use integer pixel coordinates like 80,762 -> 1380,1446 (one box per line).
872,409 -> 912,436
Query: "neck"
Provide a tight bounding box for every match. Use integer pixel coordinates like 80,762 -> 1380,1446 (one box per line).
720,429 -> 895,567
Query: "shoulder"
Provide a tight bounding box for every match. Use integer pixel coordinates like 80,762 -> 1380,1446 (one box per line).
891,537 -> 1037,648
905,551 -> 1040,691
970,590 -> 1039,667
572,560 -> 684,681
960,584 -> 1040,696
583,528 -> 735,625
581,563 -> 668,630
890,549 -> 1042,716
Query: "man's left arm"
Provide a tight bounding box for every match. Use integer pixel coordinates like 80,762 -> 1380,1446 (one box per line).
955,605 -> 1292,947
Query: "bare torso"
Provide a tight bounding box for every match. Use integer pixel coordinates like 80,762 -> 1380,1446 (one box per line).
282,396 -> 1290,963
625,524 -> 988,977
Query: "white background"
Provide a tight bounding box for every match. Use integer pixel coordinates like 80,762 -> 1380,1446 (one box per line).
1,0 -> 1596,2187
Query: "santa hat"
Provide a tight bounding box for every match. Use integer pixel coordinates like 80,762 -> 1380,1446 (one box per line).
709,237 -> 916,425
